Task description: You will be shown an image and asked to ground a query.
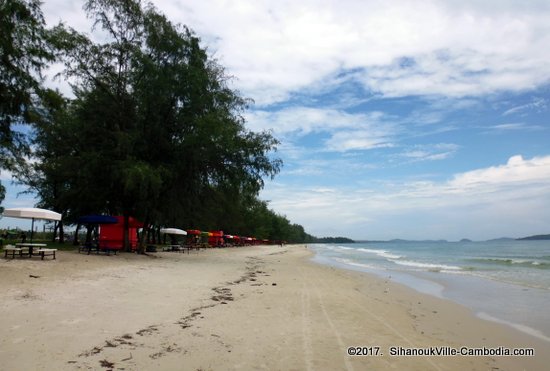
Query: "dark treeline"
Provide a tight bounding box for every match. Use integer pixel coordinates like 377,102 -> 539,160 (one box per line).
314,237 -> 355,244
0,0 -> 319,247
517,234 -> 550,241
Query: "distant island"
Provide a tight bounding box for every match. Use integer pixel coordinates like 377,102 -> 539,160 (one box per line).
353,235 -> 550,243
313,237 -> 355,243
516,234 -> 550,241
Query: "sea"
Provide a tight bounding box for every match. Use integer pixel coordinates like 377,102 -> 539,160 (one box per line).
310,239 -> 550,342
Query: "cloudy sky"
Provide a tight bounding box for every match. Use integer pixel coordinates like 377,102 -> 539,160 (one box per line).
2,0 -> 550,241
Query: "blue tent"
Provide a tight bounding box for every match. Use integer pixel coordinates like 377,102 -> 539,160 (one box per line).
77,215 -> 118,225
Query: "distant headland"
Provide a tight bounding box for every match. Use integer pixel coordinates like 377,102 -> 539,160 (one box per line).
313,237 -> 355,243
355,234 -> 550,243
516,234 -> 550,241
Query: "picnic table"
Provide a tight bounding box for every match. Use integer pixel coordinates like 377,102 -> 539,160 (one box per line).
16,243 -> 46,257
78,242 -> 118,255
162,244 -> 197,254
7,243 -> 57,260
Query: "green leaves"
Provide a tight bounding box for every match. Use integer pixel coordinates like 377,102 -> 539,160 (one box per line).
7,0 -> 312,243
0,0 -> 54,205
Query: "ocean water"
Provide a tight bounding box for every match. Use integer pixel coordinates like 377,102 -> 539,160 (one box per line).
310,240 -> 550,342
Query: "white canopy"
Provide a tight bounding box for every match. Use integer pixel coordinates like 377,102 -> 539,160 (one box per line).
2,207 -> 62,242
2,207 -> 62,221
160,228 -> 187,235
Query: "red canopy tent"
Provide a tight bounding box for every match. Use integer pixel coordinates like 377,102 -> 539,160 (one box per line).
208,230 -> 224,247
186,229 -> 201,245
99,216 -> 143,251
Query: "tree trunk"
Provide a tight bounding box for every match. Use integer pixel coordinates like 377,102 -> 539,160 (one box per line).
156,226 -> 161,245
137,214 -> 150,254
85,225 -> 93,244
52,221 -> 58,243
73,223 -> 82,245
59,221 -> 64,243
52,221 -> 64,243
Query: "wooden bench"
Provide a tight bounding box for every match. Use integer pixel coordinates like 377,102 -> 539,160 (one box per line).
4,246 -> 28,259
78,244 -> 117,255
35,248 -> 57,260
98,247 -> 118,256
79,243 -> 103,255
162,245 -> 187,253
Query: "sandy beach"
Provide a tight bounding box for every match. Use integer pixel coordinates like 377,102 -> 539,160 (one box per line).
0,245 -> 547,370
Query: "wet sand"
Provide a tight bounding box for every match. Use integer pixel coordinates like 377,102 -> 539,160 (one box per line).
0,245 -> 547,370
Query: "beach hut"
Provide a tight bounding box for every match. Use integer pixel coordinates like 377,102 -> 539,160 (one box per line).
224,234 -> 237,247
208,231 -> 224,247
200,231 -> 212,246
99,216 -> 143,251
160,228 -> 187,246
76,214 -> 118,249
186,229 -> 201,245
232,235 -> 242,247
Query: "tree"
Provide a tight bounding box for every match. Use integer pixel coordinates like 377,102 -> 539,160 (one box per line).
39,0 -> 281,250
0,0 -> 53,206
19,89 -> 75,242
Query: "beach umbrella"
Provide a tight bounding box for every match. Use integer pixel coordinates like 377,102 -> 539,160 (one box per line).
160,228 -> 187,235
160,228 -> 187,245
2,207 -> 62,242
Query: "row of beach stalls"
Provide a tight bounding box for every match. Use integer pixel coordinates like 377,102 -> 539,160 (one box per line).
164,230 -> 269,248
78,215 -> 270,253
188,230 -> 267,247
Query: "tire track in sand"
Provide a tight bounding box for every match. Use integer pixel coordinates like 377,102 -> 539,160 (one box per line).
301,279 -> 314,371
305,265 -> 443,371
299,267 -> 354,371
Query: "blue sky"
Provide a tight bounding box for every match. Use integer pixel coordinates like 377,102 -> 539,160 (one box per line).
2,0 -> 550,241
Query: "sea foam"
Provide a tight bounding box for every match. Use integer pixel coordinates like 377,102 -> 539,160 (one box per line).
392,260 -> 461,271
357,248 -> 402,260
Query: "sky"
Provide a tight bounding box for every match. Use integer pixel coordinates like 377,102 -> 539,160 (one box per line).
2,0 -> 550,241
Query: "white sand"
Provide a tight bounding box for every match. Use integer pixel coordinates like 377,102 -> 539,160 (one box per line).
0,245 -> 547,370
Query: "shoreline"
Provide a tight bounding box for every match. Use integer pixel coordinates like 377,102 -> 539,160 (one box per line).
0,245 -> 547,370
311,246 -> 550,343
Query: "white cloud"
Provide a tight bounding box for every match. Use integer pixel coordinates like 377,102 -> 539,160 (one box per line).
397,143 -> 459,162
246,107 -> 383,135
502,97 -> 548,116
261,155 -> 550,240
42,0 -> 550,105
490,123 -> 527,131
0,170 -> 14,182
282,156 -> 379,178
324,130 -> 394,152
447,155 -> 550,191
33,1 -> 550,240
246,107 -> 397,152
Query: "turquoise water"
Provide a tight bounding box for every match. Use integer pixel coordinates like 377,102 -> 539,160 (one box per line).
310,240 -> 550,341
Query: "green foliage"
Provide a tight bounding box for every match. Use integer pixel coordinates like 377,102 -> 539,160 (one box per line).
0,182 -> 4,213
517,234 -> 550,241
0,0 -> 52,129
313,236 -> 355,243
12,0 -> 327,245
0,0 -> 54,205
27,0 -> 284,245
